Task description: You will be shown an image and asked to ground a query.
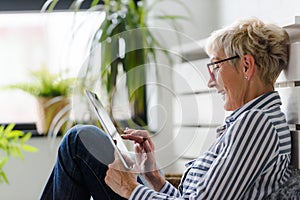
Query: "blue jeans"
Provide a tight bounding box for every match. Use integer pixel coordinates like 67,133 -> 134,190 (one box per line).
40,125 -> 127,200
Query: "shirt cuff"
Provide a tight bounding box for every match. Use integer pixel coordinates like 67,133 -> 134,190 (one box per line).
128,184 -> 148,200
129,181 -> 177,199
159,181 -> 172,193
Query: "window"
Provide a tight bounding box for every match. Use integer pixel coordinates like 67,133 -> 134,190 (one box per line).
0,11 -> 103,125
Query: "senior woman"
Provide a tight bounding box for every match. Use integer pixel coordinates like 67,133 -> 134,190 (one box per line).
41,18 -> 291,200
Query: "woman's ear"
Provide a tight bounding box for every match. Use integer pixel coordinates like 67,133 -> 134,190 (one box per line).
242,54 -> 255,80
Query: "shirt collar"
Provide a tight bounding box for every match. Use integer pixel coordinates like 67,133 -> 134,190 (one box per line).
225,91 -> 282,124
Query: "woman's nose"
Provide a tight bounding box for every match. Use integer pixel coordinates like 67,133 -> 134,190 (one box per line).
207,76 -> 216,88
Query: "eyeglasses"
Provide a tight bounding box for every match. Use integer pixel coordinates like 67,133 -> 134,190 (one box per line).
207,55 -> 239,80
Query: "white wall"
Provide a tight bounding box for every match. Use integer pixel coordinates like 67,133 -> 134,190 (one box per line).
149,0 -> 219,41
218,0 -> 300,27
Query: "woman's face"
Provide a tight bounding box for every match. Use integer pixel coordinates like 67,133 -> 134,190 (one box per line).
207,49 -> 248,111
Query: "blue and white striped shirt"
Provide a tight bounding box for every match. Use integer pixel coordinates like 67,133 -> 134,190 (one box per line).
129,91 -> 291,200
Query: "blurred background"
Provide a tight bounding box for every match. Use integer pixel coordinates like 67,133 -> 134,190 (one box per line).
0,0 -> 299,199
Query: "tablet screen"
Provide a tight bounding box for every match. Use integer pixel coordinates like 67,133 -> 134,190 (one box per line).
84,89 -> 134,169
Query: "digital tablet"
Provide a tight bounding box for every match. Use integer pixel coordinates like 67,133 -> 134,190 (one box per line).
84,89 -> 134,170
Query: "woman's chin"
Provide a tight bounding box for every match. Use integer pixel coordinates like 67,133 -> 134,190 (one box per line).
223,100 -> 234,111
222,95 -> 235,111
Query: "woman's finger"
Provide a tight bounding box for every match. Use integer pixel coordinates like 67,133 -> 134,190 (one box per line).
122,128 -> 150,144
122,134 -> 147,144
123,128 -> 149,137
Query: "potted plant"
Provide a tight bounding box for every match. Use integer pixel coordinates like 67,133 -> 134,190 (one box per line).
0,123 -> 38,183
4,66 -> 74,135
43,0 -> 187,130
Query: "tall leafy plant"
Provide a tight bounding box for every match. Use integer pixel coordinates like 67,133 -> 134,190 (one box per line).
98,0 -> 154,126
43,0 -> 188,128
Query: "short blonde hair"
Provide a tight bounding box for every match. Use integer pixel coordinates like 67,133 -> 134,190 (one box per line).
205,18 -> 289,85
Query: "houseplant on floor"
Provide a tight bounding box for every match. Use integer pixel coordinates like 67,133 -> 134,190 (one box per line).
4,66 -> 74,136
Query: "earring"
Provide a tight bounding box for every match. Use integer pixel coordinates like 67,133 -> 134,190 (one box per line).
244,76 -> 248,80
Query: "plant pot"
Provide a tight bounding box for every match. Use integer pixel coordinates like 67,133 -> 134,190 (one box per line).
36,96 -> 70,135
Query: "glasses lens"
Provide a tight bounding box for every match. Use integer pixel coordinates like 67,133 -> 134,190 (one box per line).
207,55 -> 239,80
209,64 -> 218,75
209,64 -> 216,73
207,64 -> 215,80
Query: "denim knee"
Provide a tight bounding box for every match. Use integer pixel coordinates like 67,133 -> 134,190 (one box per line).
62,124 -> 115,165
59,125 -> 109,156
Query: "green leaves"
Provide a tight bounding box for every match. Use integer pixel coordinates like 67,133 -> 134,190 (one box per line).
0,124 -> 38,184
3,66 -> 74,97
90,0 -> 188,125
0,158 -> 9,184
40,0 -> 188,127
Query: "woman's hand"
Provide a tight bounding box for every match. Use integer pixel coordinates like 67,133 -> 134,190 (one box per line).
105,152 -> 139,199
121,128 -> 166,191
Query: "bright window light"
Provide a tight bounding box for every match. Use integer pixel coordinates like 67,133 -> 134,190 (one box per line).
0,11 -> 104,124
